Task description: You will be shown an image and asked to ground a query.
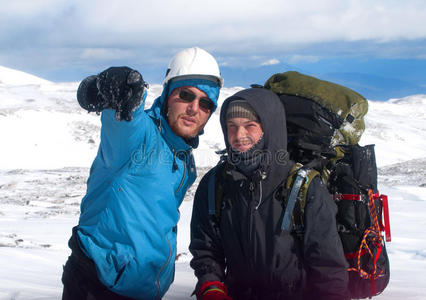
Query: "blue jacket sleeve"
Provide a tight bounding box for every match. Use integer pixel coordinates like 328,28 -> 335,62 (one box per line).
99,102 -> 152,172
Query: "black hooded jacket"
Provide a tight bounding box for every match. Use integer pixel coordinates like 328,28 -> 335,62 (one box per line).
189,88 -> 349,300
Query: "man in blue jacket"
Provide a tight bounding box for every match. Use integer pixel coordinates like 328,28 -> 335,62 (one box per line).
61,47 -> 223,300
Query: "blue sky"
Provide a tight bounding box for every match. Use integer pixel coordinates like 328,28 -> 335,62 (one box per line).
1,0 -> 426,100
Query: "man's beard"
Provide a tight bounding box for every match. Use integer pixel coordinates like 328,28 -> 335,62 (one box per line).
168,114 -> 205,139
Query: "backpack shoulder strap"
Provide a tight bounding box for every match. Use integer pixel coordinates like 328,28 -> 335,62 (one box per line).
281,163 -> 320,231
207,161 -> 227,220
208,167 -> 218,216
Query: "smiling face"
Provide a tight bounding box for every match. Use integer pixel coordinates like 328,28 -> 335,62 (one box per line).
166,86 -> 213,139
226,117 -> 263,153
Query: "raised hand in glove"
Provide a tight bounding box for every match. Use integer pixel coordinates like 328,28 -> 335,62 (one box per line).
196,281 -> 233,300
77,66 -> 148,121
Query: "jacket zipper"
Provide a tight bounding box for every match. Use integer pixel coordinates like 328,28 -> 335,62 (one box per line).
255,180 -> 263,209
247,181 -> 255,271
248,181 -> 255,243
155,234 -> 172,300
172,147 -> 188,196
254,171 -> 266,210
174,156 -> 187,196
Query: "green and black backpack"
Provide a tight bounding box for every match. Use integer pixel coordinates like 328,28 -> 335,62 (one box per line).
208,71 -> 391,299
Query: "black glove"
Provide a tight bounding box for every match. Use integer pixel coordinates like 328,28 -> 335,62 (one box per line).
77,67 -> 148,121
77,75 -> 106,113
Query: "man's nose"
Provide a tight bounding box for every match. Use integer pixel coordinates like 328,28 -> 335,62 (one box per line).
235,126 -> 247,139
186,99 -> 199,114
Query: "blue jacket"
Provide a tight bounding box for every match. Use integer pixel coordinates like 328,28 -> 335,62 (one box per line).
77,89 -> 196,299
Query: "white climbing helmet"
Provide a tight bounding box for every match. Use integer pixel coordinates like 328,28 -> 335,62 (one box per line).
163,47 -> 224,88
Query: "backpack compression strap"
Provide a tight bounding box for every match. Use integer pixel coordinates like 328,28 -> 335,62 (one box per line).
334,192 -> 391,242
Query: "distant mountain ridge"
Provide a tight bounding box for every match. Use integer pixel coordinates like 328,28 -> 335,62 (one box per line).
220,64 -> 426,101
317,72 -> 424,101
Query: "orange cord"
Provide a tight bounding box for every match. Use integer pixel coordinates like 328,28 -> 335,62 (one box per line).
347,189 -> 384,281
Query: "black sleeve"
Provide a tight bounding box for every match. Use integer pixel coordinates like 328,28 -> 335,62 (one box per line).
303,177 -> 350,300
189,168 -> 227,291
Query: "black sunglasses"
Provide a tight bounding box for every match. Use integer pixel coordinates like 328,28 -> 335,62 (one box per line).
178,90 -> 215,111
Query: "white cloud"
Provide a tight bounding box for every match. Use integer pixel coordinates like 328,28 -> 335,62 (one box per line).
3,0 -> 426,46
0,0 -> 68,16
261,59 -> 280,66
1,0 -> 426,79
80,48 -> 134,61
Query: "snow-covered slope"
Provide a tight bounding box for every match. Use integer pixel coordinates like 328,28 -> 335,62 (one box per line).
0,65 -> 52,86
361,94 -> 426,167
1,73 -> 425,169
0,66 -> 425,299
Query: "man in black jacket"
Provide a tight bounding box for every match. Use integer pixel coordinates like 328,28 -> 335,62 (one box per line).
189,88 -> 349,300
